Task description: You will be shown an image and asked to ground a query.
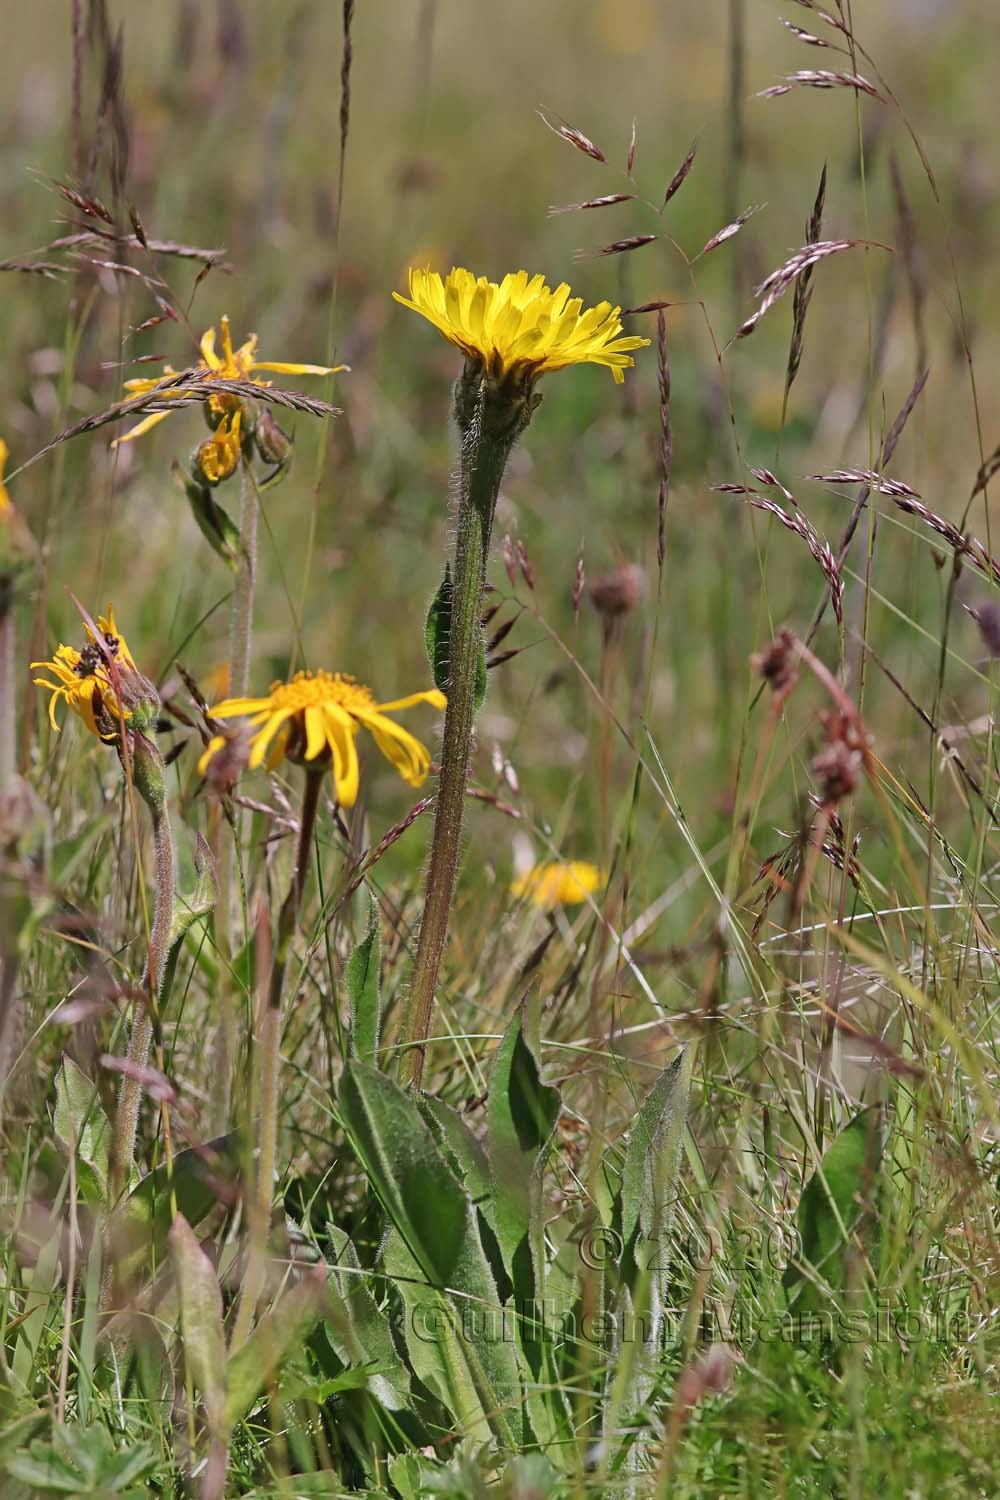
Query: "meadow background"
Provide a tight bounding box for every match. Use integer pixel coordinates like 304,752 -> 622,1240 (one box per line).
2,0 -> 1000,1494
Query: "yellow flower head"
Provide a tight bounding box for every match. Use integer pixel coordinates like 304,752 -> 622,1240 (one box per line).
199,669 -> 446,807
113,315 -> 347,448
393,267 -> 650,385
511,860 -> 604,911
31,606 -> 150,740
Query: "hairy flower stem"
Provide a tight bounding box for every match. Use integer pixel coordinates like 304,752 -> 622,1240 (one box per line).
110,745 -> 175,1199
402,370 -> 536,1090
232,765 -> 322,1349
212,460 -> 258,1131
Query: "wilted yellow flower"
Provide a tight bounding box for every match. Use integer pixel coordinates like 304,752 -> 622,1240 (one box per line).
31,606 -> 148,739
393,266 -> 649,385
113,315 -> 347,447
194,408 -> 242,486
0,438 -> 10,512
199,670 -> 446,807
511,860 -> 604,910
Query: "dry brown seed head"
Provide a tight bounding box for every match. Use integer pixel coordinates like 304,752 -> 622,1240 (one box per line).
752,628 -> 799,698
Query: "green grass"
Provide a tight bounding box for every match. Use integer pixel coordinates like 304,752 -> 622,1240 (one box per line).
2,0 -> 1000,1494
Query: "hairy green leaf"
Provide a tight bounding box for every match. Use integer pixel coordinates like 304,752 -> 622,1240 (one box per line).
347,892 -> 381,1063
169,1213 -> 226,1436
53,1055 -> 110,1203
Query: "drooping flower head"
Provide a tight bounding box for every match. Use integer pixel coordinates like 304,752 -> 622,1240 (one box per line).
113,315 -> 347,449
199,669 -> 446,807
511,859 -> 604,911
393,267 -> 649,386
32,607 -> 158,741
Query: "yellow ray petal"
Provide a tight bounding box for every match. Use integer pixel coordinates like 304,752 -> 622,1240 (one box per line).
374,688 -> 446,713
111,409 -> 175,447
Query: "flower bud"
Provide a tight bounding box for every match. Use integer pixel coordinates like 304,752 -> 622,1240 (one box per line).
130,731 -> 168,814
255,408 -> 292,469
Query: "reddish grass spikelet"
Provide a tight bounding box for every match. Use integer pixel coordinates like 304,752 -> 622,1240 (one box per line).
808,467 -> 920,498
971,444 -> 1000,500
538,108 -> 607,163
758,69 -> 883,100
779,17 -> 829,45
56,180 -> 115,225
737,238 -> 882,340
662,142 -> 697,208
783,164 -> 827,392
626,118 -> 637,175
590,234 -> 658,258
338,0 -> 356,225
548,193 -> 635,216
699,204 -> 763,258
623,300 -> 674,316
715,483 -> 843,623
0,258 -> 63,279
889,153 -> 928,376
127,201 -> 148,248
573,553 -> 585,622
515,538 -> 535,591
750,466 -> 794,502
502,533 -> 517,588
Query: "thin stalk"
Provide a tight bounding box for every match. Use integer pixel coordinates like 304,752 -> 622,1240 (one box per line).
231,765 -> 322,1348
212,458 -> 258,1130
0,587 -> 17,1096
401,373 -> 526,1090
0,585 -> 14,800
110,781 -> 175,1198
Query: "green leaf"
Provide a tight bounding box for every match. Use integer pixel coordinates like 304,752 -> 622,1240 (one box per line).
169,1213 -> 227,1436
784,1108 -> 882,1302
0,1412 -> 48,1463
324,1224 -> 411,1409
115,1131 -> 243,1285
419,1096 -> 491,1209
347,892 -> 381,1063
223,1266 -> 326,1430
488,1001 -> 560,1300
620,1049 -> 692,1269
53,1055 -> 111,1203
5,1449 -> 86,1493
175,464 -> 242,571
425,564 -> 487,710
338,1061 -> 524,1447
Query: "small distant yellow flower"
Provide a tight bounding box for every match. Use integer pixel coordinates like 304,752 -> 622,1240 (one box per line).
113,315 -> 347,448
511,860 -> 604,910
199,669 -> 446,807
0,438 -> 10,512
393,266 -> 649,385
31,606 -> 141,739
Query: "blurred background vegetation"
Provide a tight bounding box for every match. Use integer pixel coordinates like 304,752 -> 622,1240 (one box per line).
3,1 -> 1000,1491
